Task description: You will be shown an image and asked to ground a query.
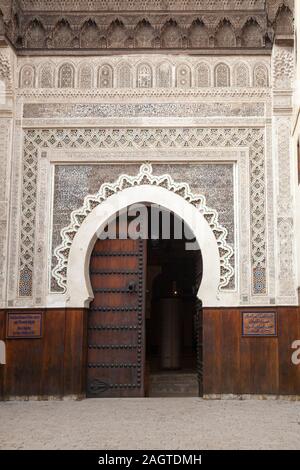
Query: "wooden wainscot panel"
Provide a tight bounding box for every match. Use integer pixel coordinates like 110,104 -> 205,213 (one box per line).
203,307 -> 300,396
277,307 -> 300,395
3,309 -> 66,399
242,309 -> 278,394
242,311 -> 277,337
203,308 -> 280,396
6,311 -> 43,339
219,309 -> 241,393
0,310 -> 5,399
0,308 -> 88,399
39,309 -> 66,398
63,308 -> 87,397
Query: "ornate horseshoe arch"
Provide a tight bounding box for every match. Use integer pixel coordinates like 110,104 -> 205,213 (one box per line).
52,164 -> 234,307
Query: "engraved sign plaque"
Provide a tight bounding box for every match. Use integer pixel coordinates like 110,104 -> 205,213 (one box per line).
242,312 -> 277,337
6,312 -> 43,339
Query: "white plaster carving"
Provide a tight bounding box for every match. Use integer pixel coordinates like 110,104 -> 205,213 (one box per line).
234,62 -> 250,87
98,64 -> 113,88
58,63 -> 75,88
17,55 -> 271,91
214,63 -> 231,87
78,63 -> 94,89
275,117 -> 296,300
253,63 -> 269,87
65,185 -> 222,308
19,64 -> 35,88
272,46 -> 294,89
18,87 -> 272,102
0,120 -> 12,307
0,50 -> 12,93
39,63 -> 55,88
272,43 -> 297,305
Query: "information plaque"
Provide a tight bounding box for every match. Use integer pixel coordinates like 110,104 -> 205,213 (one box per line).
6,312 -> 43,339
242,312 -> 277,337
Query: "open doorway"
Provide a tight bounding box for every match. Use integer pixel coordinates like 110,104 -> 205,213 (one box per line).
87,205 -> 203,398
145,209 -> 203,397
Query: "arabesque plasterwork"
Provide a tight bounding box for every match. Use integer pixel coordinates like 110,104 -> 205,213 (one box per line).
272,43 -> 297,304
17,55 -> 270,90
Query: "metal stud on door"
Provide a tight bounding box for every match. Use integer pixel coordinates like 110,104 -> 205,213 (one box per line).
87,235 -> 146,398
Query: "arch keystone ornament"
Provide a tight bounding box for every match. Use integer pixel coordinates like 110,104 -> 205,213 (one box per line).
53,164 -> 234,306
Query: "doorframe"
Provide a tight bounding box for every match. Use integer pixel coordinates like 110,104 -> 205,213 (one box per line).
65,185 -> 221,308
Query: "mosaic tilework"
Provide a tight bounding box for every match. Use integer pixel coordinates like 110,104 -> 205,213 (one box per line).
19,132 -> 38,296
152,163 -> 236,291
51,164 -> 140,291
51,163 -> 235,291
52,163 -> 234,293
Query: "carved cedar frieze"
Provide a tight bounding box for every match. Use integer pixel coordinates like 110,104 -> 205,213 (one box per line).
2,1 -> 294,52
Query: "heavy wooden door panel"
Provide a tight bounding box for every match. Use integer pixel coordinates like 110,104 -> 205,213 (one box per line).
87,236 -> 146,398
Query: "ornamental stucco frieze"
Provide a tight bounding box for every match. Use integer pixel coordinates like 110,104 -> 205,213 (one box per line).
0,49 -> 13,94
17,55 -> 271,91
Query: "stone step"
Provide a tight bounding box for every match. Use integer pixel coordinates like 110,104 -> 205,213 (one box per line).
148,372 -> 199,397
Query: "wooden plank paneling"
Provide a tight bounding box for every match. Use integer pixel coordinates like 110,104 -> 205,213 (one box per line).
203,307 -> 300,396
0,305 -> 299,399
278,307 -> 300,395
64,308 -> 87,397
203,309 -> 222,394
40,309 -> 65,397
0,310 -> 5,399
240,312 -> 278,395
220,310 -> 241,394
249,336 -> 278,394
4,328 -> 45,397
239,334 -> 251,395
3,309 -> 65,398
0,308 -> 86,399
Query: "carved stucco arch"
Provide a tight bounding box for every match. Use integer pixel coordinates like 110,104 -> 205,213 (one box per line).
53,164 -> 234,308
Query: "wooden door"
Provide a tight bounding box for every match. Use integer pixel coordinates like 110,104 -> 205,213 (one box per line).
87,232 -> 146,398
194,299 -> 203,397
